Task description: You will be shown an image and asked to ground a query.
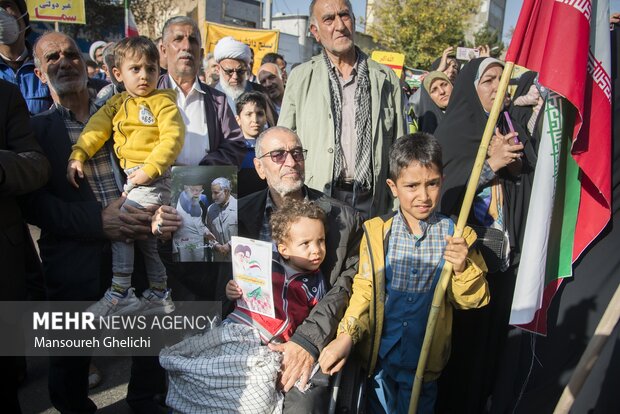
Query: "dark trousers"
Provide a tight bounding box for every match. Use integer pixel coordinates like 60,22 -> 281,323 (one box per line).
331,186 -> 373,221
127,356 -> 168,414
49,356 -> 96,414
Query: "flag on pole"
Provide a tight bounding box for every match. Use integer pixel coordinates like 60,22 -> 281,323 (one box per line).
506,0 -> 612,334
125,0 -> 139,37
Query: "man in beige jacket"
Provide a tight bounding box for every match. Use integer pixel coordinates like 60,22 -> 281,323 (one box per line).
278,0 -> 406,220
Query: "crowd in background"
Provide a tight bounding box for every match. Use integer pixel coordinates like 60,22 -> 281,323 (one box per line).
1,0 -> 619,413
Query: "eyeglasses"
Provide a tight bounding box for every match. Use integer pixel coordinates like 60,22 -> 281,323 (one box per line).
221,67 -> 247,77
258,148 -> 307,164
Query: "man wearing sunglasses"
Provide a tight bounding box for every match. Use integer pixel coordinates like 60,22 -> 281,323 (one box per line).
238,126 -> 363,412
213,36 -> 279,125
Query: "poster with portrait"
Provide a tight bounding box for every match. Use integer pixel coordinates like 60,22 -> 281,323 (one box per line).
170,166 -> 237,262
231,236 -> 275,318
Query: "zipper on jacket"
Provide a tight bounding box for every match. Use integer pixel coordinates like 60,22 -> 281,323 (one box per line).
362,222 -> 378,375
115,97 -> 131,168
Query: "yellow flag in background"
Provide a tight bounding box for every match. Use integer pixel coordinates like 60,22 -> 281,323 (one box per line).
371,51 -> 405,78
204,22 -> 280,75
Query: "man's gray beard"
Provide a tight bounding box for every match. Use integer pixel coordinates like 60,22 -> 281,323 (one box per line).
271,173 -> 305,197
220,77 -> 246,101
47,73 -> 88,97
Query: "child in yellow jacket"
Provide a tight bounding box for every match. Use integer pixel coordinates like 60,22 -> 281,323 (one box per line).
67,36 -> 184,317
318,133 -> 489,414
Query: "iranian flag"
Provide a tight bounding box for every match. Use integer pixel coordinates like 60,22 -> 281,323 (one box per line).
125,0 -> 139,38
507,0 -> 612,334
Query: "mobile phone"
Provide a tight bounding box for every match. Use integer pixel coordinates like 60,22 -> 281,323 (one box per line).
456,47 -> 480,61
503,112 -> 520,144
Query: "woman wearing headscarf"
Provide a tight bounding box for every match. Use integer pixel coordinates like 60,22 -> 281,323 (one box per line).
417,71 -> 453,133
510,70 -> 545,138
434,57 -> 538,413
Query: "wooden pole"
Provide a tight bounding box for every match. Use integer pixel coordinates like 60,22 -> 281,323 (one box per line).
408,61 -> 515,413
554,282 -> 620,413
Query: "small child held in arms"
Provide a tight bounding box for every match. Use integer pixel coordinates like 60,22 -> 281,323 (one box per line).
160,199 -> 327,413
67,36 -> 184,317
318,133 -> 490,414
235,91 -> 268,197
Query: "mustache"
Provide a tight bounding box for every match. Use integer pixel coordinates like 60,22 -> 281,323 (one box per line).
178,51 -> 194,60
280,168 -> 301,177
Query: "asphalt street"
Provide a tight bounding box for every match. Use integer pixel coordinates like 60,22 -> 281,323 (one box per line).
19,356 -> 135,414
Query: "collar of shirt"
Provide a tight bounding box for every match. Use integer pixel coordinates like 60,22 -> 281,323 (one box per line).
54,100 -> 98,123
168,75 -> 205,98
393,209 -> 441,242
259,187 -> 309,243
327,50 -> 360,83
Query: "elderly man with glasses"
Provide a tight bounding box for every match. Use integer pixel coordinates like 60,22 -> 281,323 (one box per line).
240,126 -> 363,412
213,36 -> 278,125
153,126 -> 362,411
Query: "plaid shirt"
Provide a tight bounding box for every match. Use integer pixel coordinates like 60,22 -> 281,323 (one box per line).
478,160 -> 496,188
386,210 -> 453,293
57,102 -> 122,207
258,187 -> 309,243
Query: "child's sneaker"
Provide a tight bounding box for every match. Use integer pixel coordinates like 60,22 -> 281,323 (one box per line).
86,287 -> 142,318
139,288 -> 175,315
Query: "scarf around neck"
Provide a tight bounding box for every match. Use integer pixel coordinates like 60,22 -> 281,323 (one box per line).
322,47 -> 372,192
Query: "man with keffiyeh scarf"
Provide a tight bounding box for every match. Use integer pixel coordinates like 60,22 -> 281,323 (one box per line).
278,0 -> 406,221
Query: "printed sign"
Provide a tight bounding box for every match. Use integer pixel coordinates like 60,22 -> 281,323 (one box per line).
27,0 -> 86,24
231,236 -> 274,318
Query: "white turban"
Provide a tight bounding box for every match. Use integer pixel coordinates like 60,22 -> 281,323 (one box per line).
213,36 -> 251,65
89,40 -> 107,62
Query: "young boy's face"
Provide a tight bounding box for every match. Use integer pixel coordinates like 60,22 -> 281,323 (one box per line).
113,53 -> 158,97
278,217 -> 326,273
386,161 -> 443,230
235,102 -> 266,138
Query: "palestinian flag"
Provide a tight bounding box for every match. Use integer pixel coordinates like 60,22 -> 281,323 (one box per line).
125,0 -> 139,38
506,0 -> 612,334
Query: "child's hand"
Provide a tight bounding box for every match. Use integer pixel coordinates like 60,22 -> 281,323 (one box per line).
444,235 -> 469,274
226,280 -> 242,300
127,168 -> 152,186
318,334 -> 353,375
67,160 -> 84,188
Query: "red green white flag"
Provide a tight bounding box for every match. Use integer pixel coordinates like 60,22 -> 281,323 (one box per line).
125,0 -> 139,38
506,0 -> 612,335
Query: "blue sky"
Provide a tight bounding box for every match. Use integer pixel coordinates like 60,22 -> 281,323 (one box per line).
273,0 -> 620,44
273,0 -> 517,40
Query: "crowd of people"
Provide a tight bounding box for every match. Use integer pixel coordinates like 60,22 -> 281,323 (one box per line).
1,0 -> 619,412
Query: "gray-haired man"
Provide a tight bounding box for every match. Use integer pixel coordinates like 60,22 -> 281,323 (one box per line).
206,177 -> 237,261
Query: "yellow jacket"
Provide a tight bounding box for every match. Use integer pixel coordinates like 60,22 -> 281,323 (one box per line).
337,213 -> 489,381
70,90 -> 184,179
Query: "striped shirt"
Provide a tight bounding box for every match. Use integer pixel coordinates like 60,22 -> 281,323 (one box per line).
386,210 -> 453,293
57,102 -> 122,207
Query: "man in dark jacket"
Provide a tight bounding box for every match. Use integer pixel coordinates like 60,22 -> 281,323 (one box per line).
239,126 -> 363,412
153,125 -> 362,411
0,78 -> 50,413
26,31 -> 165,414
158,16 -> 246,167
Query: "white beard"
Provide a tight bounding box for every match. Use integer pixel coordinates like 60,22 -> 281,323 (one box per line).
219,77 -> 246,101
